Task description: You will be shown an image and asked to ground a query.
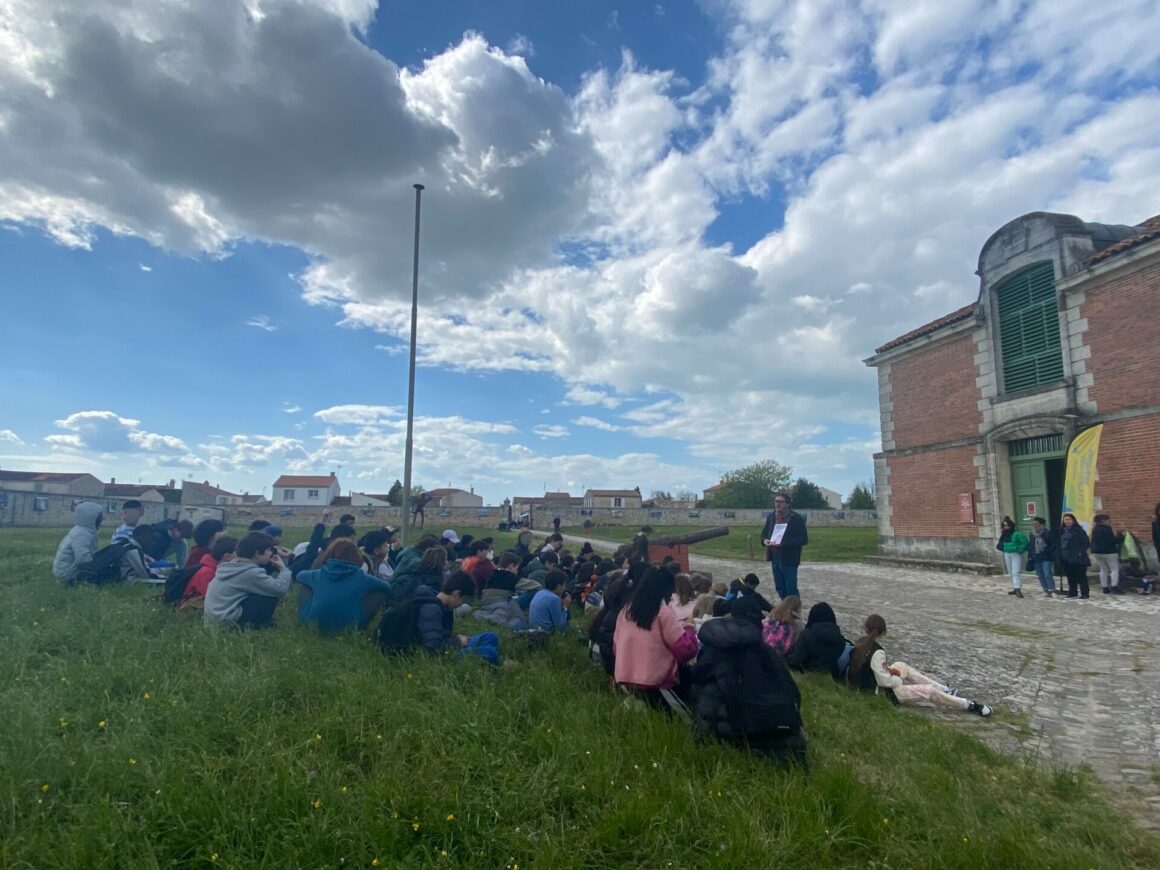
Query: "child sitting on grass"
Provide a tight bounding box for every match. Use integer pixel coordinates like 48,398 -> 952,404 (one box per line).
846,614 -> 992,717
203,531 -> 291,629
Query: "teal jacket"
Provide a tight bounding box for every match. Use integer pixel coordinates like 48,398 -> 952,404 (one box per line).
1001,530 -> 1029,554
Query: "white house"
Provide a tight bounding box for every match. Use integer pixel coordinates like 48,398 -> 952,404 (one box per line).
181,480 -> 245,507
0,470 -> 105,497
424,487 -> 483,508
349,491 -> 392,507
818,486 -> 844,510
272,473 -> 341,506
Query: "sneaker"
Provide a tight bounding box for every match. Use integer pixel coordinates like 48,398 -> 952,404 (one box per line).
1015,588 -> 1024,598
1101,587 -> 1110,594
967,701 -> 993,717
1044,591 -> 1054,598
1007,589 -> 1018,595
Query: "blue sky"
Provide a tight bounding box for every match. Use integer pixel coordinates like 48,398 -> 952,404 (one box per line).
1,0 -> 1158,504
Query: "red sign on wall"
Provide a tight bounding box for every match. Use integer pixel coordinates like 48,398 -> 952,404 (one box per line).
1024,501 -> 1037,518
958,492 -> 975,523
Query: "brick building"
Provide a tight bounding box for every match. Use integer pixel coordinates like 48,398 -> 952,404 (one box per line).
866,211 -> 1160,564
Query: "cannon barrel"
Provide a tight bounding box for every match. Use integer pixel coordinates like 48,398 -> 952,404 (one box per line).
656,526 -> 729,547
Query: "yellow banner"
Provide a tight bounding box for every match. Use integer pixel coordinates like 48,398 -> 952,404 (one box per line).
1061,424 -> 1103,532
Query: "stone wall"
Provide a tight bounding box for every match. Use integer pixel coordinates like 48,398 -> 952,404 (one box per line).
0,490 -> 224,528
224,503 -> 879,531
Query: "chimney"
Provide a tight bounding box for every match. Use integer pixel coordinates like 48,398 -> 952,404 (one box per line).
330,471 -> 336,479
204,481 -> 210,486
470,486 -> 474,494
169,479 -> 175,488
110,477 -> 116,484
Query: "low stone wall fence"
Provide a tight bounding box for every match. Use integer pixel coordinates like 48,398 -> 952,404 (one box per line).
226,503 -> 878,530
0,489 -> 224,528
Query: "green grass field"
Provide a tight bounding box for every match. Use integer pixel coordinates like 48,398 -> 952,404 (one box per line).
561,524 -> 878,563
2,526 -> 1156,868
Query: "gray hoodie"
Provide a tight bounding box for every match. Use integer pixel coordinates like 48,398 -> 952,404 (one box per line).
203,559 -> 292,627
52,502 -> 103,583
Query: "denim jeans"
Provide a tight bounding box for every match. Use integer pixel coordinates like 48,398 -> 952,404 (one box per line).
1003,552 -> 1023,588
459,631 -> 500,665
771,556 -> 799,599
1033,560 -> 1055,593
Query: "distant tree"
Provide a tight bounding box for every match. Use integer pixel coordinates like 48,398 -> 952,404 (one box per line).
789,477 -> 831,510
706,460 -> 793,509
848,483 -> 876,510
675,489 -> 698,502
649,489 -> 673,502
386,480 -> 403,506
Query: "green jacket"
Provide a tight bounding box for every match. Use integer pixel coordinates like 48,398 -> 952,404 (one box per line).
1002,530 -> 1029,554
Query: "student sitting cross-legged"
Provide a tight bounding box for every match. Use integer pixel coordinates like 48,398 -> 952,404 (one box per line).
295,539 -> 392,635
203,531 -> 291,629
528,569 -> 571,633
472,551 -> 530,631
52,502 -> 103,585
378,572 -> 501,664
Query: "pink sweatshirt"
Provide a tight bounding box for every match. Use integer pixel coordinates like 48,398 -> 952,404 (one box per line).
613,605 -> 687,689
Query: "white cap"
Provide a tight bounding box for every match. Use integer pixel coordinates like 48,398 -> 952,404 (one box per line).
442,529 -> 460,544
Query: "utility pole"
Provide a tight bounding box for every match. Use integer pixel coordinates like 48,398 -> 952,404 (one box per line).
400,183 -> 424,545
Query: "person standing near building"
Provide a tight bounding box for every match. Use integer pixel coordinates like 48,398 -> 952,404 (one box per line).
1089,514 -> 1122,594
996,516 -> 1028,598
1057,513 -> 1091,599
761,493 -> 808,599
1026,517 -> 1057,597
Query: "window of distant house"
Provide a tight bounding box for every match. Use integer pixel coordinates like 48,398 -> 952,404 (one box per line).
613,497 -> 623,508
308,489 -> 319,499
284,490 -> 295,501
995,261 -> 1064,393
218,497 -> 227,505
33,483 -> 43,492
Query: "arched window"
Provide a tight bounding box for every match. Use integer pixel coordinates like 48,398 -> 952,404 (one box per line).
995,261 -> 1064,393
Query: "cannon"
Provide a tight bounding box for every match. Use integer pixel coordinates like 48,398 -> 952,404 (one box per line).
648,526 -> 729,573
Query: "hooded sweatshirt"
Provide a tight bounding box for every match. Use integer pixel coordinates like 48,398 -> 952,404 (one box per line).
203,559 -> 292,627
295,559 -> 391,635
52,502 -> 103,583
786,602 -> 850,678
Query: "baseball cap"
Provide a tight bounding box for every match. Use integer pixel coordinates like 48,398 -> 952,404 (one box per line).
264,525 -> 283,538
442,529 -> 460,544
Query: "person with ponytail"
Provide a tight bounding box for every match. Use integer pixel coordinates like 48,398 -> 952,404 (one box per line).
846,614 -> 992,717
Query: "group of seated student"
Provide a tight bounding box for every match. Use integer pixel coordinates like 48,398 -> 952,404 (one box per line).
54,510 -> 994,747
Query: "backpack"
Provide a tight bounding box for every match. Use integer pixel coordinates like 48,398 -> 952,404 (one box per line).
375,599 -> 422,654
162,565 -> 201,605
73,540 -> 134,586
726,645 -> 803,737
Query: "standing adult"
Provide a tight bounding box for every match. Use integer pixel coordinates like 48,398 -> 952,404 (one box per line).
996,516 -> 1028,598
1026,517 -> 1057,598
1057,513 -> 1091,599
761,492 -> 808,600
411,493 -> 432,529
1089,514 -> 1122,594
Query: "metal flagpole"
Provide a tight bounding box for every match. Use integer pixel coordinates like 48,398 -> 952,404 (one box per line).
400,183 -> 424,545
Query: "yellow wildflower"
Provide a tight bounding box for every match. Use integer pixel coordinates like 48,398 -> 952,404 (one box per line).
143,692 -> 152,700
445,813 -> 455,821
210,853 -> 219,863
128,758 -> 137,765
98,720 -> 107,730
41,783 -> 49,793
59,717 -> 68,727
411,821 -> 420,832
314,733 -> 322,741
372,861 -> 381,868
313,800 -> 322,809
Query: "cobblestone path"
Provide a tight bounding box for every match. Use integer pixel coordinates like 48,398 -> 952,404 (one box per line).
550,533 -> 1160,828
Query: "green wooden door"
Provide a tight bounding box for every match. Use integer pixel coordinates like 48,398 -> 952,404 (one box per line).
1010,459 -> 1047,534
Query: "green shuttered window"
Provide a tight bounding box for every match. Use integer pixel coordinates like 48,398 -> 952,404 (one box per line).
996,261 -> 1064,393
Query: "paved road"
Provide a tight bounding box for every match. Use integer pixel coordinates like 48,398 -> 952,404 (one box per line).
543,532 -> 1160,828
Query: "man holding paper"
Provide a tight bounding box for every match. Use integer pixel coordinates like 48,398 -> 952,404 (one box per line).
761,492 -> 809,600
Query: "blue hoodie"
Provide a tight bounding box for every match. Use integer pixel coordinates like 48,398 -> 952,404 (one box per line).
296,559 -> 392,635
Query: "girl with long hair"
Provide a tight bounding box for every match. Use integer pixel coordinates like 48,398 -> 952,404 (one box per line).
613,567 -> 699,702
847,615 -> 991,716
762,594 -> 802,656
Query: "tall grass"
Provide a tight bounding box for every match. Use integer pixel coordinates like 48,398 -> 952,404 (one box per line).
1,528 -> 1154,868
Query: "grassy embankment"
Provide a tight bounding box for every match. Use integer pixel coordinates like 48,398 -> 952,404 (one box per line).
561,524 -> 877,563
1,527 -> 1154,868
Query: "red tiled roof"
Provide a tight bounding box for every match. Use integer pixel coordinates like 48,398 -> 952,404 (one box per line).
273,475 -> 336,487
1087,215 -> 1160,265
425,487 -> 470,497
0,470 -> 94,482
874,304 -> 977,354
104,483 -> 163,496
184,480 -> 242,497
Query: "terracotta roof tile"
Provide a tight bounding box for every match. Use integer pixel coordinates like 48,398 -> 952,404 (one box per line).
273,475 -> 336,487
874,303 -> 977,354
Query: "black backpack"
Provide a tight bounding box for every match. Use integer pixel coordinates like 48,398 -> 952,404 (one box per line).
162,565 -> 201,605
375,599 -> 422,654
73,540 -> 134,586
727,646 -> 803,737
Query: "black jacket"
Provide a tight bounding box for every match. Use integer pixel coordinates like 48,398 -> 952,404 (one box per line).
787,621 -> 849,679
412,587 -> 455,655
1057,525 -> 1091,567
1090,524 -> 1118,555
692,617 -> 803,746
761,511 -> 808,566
1026,527 -> 1056,566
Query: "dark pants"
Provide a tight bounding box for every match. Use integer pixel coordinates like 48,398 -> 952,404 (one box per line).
238,594 -> 279,628
1064,563 -> 1090,598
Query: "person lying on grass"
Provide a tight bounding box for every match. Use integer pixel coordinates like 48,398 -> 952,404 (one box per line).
846,614 -> 992,717
295,539 -> 391,636
203,531 -> 291,629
